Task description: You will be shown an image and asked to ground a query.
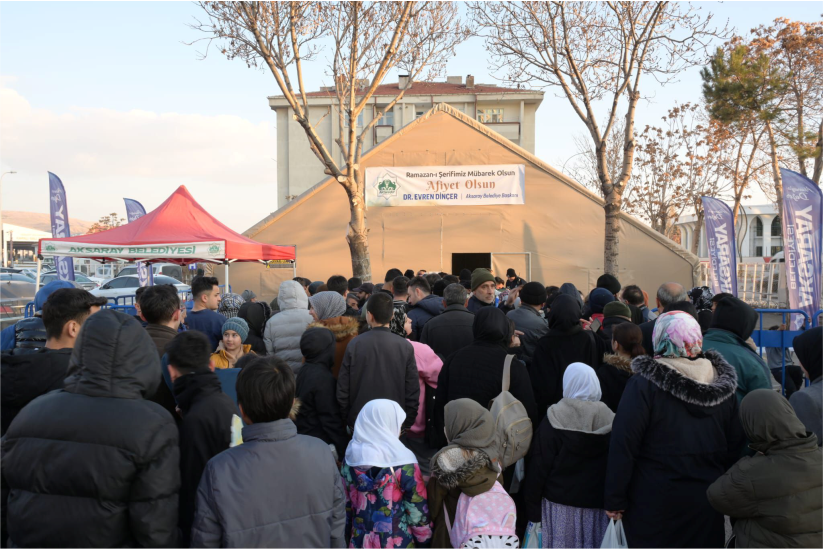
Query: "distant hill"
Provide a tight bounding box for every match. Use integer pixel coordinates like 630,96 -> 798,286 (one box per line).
3,211 -> 95,236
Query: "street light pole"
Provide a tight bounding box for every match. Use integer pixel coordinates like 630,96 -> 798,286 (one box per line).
0,171 -> 18,268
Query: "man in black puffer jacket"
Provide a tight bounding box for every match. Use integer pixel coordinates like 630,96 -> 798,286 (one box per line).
1,288 -> 106,435
1,310 -> 180,547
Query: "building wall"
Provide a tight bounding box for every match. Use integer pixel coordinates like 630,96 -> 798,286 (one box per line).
231,110 -> 697,303
675,204 -> 783,261
274,95 -> 541,206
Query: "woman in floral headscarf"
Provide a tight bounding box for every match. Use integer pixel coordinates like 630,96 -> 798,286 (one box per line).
604,311 -> 745,549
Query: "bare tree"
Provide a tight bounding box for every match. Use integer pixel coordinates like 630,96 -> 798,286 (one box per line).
471,1 -> 727,275
193,2 -> 469,280
752,19 -> 823,184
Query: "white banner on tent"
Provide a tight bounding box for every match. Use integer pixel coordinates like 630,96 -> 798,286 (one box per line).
39,240 -> 226,260
365,164 -> 525,207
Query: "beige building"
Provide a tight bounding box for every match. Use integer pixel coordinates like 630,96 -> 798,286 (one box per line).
270,76 -> 544,206
228,104 -> 698,302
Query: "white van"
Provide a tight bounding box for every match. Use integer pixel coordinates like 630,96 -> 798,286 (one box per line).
116,263 -> 183,281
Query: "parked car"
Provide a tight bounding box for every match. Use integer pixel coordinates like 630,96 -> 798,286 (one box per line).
116,263 -> 183,281
40,271 -> 99,291
90,275 -> 190,301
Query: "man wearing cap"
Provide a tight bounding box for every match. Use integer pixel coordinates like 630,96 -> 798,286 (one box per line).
506,282 -> 548,366
0,280 -> 77,353
241,289 -> 257,303
598,301 -> 634,347
505,268 -> 526,290
467,268 -> 497,314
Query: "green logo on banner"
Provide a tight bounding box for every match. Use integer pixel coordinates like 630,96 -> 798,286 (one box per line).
208,244 -> 221,256
377,177 -> 398,199
45,244 -> 56,252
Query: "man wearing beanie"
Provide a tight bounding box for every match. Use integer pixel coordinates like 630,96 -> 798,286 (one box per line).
702,296 -> 773,403
599,301 -> 633,347
506,281 -> 548,366
211,317 -> 255,369
597,273 -> 622,296
505,268 -> 526,290
467,268 -> 497,313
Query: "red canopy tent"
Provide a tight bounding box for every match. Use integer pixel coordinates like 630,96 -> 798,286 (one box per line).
38,185 -> 295,287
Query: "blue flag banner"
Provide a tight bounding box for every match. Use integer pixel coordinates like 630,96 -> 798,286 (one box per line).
123,198 -> 153,287
702,196 -> 737,297
48,172 -> 75,281
780,169 -> 823,329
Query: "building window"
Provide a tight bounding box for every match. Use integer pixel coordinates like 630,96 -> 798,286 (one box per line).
771,216 -> 781,237
477,108 -> 504,123
345,112 -> 364,128
379,107 -> 394,127
415,107 -> 425,118
751,217 -> 764,257
770,216 -> 782,256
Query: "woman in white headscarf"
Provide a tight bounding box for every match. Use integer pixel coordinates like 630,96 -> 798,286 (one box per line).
341,399 -> 432,548
523,363 -> 615,548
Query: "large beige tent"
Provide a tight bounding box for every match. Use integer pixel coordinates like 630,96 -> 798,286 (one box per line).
228,104 -> 698,302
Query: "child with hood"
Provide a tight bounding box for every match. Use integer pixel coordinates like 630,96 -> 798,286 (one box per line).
340,399 -> 432,548
238,301 -> 269,356
708,389 -> 822,548
524,363 -> 614,548
427,399 -> 515,549
295,327 -> 348,460
211,318 -> 255,369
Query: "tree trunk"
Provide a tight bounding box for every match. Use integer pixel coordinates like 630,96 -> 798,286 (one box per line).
603,188 -> 622,276
765,121 -> 784,216
813,118 -> 822,184
345,176 -> 372,281
691,210 -> 703,256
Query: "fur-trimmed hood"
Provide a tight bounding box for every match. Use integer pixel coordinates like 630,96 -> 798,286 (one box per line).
603,353 -> 633,375
631,349 -> 737,408
308,316 -> 359,342
431,447 -> 499,494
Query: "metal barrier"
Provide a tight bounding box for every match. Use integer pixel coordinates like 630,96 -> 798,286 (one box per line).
751,308 -> 810,396
219,284 -> 232,295
108,304 -> 138,316
24,302 -> 35,318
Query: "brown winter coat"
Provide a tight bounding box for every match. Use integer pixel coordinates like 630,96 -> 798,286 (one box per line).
427,448 -> 501,549
308,316 -> 358,378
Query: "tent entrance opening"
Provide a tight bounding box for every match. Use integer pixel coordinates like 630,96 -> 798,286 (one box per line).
452,253 -> 491,276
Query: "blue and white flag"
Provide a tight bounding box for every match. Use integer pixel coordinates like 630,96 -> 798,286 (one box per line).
48,172 -> 75,281
780,169 -> 822,329
702,196 -> 738,297
123,198 -> 153,287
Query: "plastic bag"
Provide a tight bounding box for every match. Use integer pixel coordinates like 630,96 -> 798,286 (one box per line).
601,518 -> 628,549
508,457 -> 526,494
523,521 -> 542,549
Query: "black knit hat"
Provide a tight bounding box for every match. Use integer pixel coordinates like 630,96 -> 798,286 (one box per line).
597,273 -> 621,295
520,282 -> 547,306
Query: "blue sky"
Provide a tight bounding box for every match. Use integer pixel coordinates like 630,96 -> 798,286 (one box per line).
1,1 -> 820,231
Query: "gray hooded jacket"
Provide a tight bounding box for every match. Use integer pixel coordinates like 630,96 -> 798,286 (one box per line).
264,280 -> 313,372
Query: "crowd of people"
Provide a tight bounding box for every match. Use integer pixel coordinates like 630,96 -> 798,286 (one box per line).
1,267 -> 821,548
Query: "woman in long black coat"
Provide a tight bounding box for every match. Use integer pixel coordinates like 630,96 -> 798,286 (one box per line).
604,311 -> 745,548
530,294 -> 604,417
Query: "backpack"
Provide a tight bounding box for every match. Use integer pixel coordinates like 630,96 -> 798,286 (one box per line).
488,355 -> 533,469
444,481 -> 517,548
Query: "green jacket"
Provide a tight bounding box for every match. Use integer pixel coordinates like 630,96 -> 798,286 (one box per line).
708,390 -> 822,548
702,328 -> 772,403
